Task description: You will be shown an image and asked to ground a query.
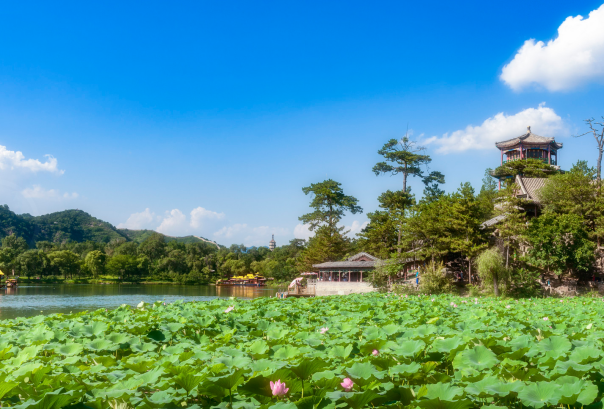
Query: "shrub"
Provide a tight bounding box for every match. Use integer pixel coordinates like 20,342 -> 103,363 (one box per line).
419,261 -> 453,294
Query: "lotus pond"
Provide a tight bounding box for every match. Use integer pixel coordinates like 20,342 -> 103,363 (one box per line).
1,293 -> 604,409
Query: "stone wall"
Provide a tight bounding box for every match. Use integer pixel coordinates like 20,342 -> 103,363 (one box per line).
315,282 -> 375,296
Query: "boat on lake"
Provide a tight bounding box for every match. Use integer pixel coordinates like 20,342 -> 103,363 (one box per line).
217,274 -> 269,287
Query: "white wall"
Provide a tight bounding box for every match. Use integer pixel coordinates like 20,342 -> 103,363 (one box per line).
315,282 -> 375,296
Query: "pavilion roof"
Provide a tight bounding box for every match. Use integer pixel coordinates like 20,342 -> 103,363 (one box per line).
515,175 -> 548,204
495,127 -> 563,150
313,252 -> 379,269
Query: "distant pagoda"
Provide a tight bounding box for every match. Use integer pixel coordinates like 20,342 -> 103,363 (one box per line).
494,126 -> 563,189
269,234 -> 276,251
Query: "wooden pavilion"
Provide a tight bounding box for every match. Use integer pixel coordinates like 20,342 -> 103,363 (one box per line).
494,126 -> 563,189
313,252 -> 379,282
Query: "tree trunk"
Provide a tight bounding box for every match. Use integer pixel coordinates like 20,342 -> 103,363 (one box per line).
403,172 -> 407,193
506,243 -> 509,269
397,224 -> 402,254
493,275 -> 499,296
468,258 -> 472,284
598,146 -> 603,181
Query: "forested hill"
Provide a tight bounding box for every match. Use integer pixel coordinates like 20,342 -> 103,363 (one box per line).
117,228 -> 218,246
0,205 -> 219,247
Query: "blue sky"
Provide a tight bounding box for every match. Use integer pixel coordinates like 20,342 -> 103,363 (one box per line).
1,0 -> 604,246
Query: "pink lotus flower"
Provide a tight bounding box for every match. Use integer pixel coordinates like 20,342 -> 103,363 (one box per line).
224,306 -> 234,313
320,327 -> 329,334
341,377 -> 354,391
372,349 -> 379,356
543,317 -> 549,321
506,305 -> 511,309
270,379 -> 289,396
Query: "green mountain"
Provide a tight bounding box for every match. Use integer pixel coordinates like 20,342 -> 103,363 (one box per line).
0,205 -> 221,247
117,229 -> 218,246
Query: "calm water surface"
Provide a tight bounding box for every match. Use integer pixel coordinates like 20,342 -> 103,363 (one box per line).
0,285 -> 279,320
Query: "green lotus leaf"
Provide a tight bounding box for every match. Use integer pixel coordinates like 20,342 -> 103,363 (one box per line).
175,372 -> 206,394
56,343 -> 83,356
272,345 -> 300,360
267,328 -> 289,340
210,368 -> 247,391
146,329 -> 166,342
432,337 -> 463,354
248,340 -> 268,356
338,390 -> 380,409
392,339 -> 425,357
517,382 -> 562,408
86,339 -> 115,351
417,398 -> 473,409
534,336 -> 571,359
106,333 -> 131,344
424,382 -> 464,401
0,382 -> 18,400
267,403 -> 297,409
290,357 -> 326,380
568,345 -> 601,364
453,345 -> 499,371
215,355 -> 252,368
389,362 -> 421,376
328,344 -> 353,359
82,321 -> 108,337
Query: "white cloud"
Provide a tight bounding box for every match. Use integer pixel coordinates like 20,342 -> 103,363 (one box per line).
190,207 -> 225,229
424,104 -> 565,153
21,185 -> 78,200
213,224 -> 289,247
0,145 -> 63,174
501,4 -> 604,91
214,223 -> 248,239
346,220 -> 369,237
156,209 -> 188,236
294,223 -> 314,241
117,208 -> 159,230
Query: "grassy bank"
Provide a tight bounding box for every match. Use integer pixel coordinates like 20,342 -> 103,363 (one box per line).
0,293 -> 602,408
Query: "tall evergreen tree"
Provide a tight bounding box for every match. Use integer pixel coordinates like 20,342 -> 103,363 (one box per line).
298,180 -> 362,268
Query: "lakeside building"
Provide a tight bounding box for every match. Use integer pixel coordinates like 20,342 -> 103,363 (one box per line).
493,126 -> 563,189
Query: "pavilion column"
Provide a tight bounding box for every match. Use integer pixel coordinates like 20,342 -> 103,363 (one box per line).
339,271 -> 341,282
548,146 -> 551,164
360,271 -> 363,282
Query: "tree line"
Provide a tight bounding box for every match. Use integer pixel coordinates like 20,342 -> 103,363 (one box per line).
0,232 -> 305,284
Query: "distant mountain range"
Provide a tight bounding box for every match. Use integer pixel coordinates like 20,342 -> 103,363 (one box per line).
0,205 -> 221,247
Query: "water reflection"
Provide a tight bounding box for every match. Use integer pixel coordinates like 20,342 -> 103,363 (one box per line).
0,284 -> 278,320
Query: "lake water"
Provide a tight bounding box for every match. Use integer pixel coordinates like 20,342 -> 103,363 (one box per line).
0,285 -> 280,320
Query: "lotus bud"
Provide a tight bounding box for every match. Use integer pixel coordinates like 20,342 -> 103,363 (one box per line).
270,379 -> 289,396
320,327 -> 329,334
372,349 -> 379,356
341,377 -> 354,391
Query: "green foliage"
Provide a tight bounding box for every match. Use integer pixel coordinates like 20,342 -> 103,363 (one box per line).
0,293 -> 602,408
476,248 -> 509,296
373,136 -> 432,192
419,261 -> 453,294
509,268 -> 543,298
524,212 -> 596,277
299,179 -> 362,231
492,158 -> 559,180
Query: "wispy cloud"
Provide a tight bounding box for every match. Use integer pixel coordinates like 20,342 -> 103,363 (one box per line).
21,185 -> 78,200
